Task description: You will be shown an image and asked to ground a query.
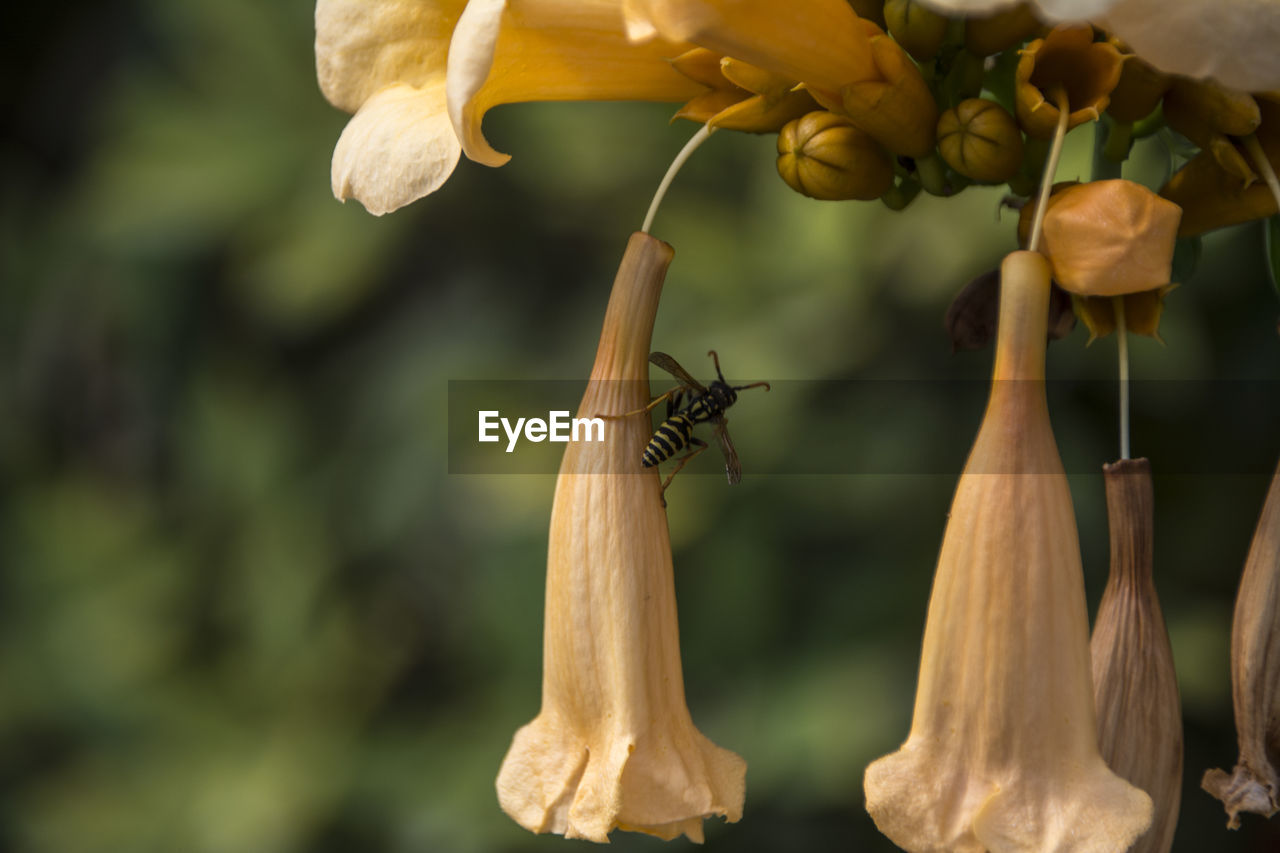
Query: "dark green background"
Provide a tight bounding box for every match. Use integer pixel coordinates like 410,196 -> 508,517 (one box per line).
4,1 -> 1280,850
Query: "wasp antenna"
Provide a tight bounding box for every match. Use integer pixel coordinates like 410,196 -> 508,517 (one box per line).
707,350 -> 726,382
735,381 -> 771,393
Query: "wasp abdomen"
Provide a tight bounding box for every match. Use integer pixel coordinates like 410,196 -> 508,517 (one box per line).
642,414 -> 695,467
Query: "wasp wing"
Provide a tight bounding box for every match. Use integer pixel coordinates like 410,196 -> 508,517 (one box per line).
649,351 -> 707,394
712,416 -> 742,485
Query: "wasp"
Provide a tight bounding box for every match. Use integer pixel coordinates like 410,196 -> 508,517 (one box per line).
626,350 -> 770,497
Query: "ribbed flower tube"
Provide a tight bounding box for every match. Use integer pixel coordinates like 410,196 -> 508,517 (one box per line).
864,251 -> 1153,853
496,233 -> 745,843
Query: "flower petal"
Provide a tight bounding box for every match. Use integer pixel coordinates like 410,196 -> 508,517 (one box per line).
1101,0 -> 1280,91
447,0 -> 702,167
626,0 -> 875,98
331,80 -> 462,215
316,0 -> 465,113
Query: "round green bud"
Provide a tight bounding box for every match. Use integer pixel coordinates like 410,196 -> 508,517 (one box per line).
937,98 -> 1024,184
777,111 -> 895,201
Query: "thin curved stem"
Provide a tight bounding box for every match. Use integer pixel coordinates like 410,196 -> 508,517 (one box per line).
642,123 -> 716,235
1027,87 -> 1071,255
1114,295 -> 1130,460
1243,134 -> 1280,213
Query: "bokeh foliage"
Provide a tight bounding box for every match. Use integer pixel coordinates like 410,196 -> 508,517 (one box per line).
3,1 -> 1280,851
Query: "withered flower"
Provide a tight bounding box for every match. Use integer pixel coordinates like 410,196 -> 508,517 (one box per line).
496,233 -> 745,842
1203,460 -> 1280,829
1091,458 -> 1183,853
777,111 -> 895,201
864,250 -> 1153,853
1015,24 -> 1122,139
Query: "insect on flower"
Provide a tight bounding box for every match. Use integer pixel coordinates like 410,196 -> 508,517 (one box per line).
608,350 -> 769,497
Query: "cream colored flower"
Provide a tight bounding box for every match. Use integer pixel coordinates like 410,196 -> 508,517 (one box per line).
316,0 -> 701,214
863,251 -> 1153,853
496,232 -> 745,843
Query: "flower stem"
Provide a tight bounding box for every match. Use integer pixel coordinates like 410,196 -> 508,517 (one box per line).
1243,134 -> 1280,214
642,123 -> 716,235
1027,87 -> 1071,254
1114,295 -> 1130,460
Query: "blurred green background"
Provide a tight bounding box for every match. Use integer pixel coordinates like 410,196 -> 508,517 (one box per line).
4,1 -> 1280,851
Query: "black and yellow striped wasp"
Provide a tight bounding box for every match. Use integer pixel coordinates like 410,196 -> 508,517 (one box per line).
633,351 -> 770,497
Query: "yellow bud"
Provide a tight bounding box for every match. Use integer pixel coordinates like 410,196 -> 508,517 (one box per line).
937,98 -> 1024,183
1163,77 -> 1261,141
777,111 -> 894,200
841,18 -> 940,157
964,2 -> 1043,57
883,0 -> 948,62
1015,24 -> 1123,139
1040,180 -> 1181,297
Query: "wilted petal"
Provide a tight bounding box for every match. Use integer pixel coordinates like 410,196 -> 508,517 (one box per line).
331,81 -> 461,215
447,0 -> 702,167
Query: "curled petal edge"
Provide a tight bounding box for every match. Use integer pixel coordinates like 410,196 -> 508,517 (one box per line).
331,80 -> 462,216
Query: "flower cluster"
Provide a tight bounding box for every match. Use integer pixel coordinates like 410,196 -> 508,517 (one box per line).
315,0 -> 1280,849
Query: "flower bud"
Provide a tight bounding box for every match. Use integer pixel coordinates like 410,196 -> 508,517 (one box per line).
496,233 -> 745,842
841,18 -> 940,158
777,110 -> 894,200
1091,458 -> 1183,853
1203,460 -> 1280,829
1040,180 -> 1182,297
937,98 -> 1024,183
883,0 -> 948,62
1106,51 -> 1170,123
1015,24 -> 1123,139
1162,78 -> 1261,186
964,2 -> 1043,57
672,48 -> 818,133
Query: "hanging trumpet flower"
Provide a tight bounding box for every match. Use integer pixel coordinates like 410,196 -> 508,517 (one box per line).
863,250 -> 1153,853
495,233 -> 745,843
1203,460 -> 1280,828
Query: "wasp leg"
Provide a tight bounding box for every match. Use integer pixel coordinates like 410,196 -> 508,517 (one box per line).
659,437 -> 708,500
595,389 -> 678,420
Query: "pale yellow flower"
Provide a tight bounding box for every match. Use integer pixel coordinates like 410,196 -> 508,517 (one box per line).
864,251 -> 1153,853
496,233 -> 745,843
316,0 -> 701,214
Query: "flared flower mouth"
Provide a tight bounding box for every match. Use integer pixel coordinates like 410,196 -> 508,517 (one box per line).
495,234 -> 745,843
1016,24 -> 1122,139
